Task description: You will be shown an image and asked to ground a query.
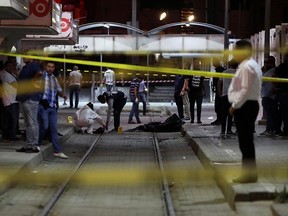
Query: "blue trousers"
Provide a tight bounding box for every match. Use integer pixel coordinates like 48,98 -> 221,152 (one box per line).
38,105 -> 61,153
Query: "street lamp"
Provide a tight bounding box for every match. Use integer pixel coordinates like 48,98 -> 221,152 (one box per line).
160,12 -> 167,21
188,15 -> 195,22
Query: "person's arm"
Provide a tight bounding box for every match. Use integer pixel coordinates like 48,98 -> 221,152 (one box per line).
56,78 -> 67,100
202,77 -> 206,97
93,112 -> 106,128
180,78 -> 189,96
229,65 -> 253,114
80,74 -> 83,88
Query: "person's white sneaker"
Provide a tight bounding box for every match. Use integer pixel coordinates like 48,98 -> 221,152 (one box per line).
54,152 -> 68,159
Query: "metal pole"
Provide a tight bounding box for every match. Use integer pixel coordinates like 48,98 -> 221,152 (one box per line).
63,52 -> 67,105
224,0 -> 229,50
146,53 -> 149,104
265,0 -> 271,59
132,0 -> 137,30
100,53 -> 103,94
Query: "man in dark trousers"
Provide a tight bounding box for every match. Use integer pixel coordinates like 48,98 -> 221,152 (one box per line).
174,75 -> 185,119
274,52 -> 288,137
212,58 -> 225,125
98,90 -> 127,132
228,40 -> 262,183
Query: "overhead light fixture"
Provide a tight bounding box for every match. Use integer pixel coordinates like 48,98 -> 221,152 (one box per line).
188,15 -> 195,22
103,24 -> 110,28
160,12 -> 167,21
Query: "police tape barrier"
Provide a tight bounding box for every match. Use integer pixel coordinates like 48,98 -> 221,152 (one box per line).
0,166 -> 287,186
1,52 -> 288,90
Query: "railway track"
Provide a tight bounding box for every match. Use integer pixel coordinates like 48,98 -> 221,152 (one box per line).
0,112 -> 234,216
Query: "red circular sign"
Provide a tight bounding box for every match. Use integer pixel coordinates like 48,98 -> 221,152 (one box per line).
30,0 -> 50,17
61,18 -> 70,32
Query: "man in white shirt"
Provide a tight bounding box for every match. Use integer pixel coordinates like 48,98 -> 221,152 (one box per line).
1,61 -> 20,141
228,40 -> 262,183
102,68 -> 115,92
69,65 -> 83,109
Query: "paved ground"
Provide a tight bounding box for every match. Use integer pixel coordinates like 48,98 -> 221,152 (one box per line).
0,102 -> 287,215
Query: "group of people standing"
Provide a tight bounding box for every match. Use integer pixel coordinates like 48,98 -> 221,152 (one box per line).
174,39 -> 288,183
0,58 -> 68,159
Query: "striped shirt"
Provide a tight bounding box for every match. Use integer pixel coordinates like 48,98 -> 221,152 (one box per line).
129,79 -> 139,95
42,71 -> 62,108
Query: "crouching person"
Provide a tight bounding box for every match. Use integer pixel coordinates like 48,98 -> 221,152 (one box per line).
97,90 -> 127,132
38,61 -> 68,159
74,102 -> 106,134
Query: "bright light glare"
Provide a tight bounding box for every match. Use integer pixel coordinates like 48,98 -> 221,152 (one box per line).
160,12 -> 167,21
188,15 -> 195,22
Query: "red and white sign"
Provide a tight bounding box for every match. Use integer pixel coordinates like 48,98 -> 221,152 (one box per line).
61,12 -> 72,37
29,0 -> 50,17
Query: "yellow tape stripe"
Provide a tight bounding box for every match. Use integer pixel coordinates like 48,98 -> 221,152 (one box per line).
1,52 -> 288,83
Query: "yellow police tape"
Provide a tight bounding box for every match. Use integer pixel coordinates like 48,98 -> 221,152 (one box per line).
0,52 -> 288,84
0,165 -> 287,186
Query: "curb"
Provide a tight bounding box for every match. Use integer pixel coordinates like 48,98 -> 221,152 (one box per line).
0,126 -> 74,195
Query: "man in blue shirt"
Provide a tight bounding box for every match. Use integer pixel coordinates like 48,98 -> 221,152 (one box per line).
16,58 -> 42,153
38,61 -> 68,159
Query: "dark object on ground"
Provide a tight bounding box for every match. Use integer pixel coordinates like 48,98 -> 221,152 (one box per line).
74,127 -> 105,134
126,114 -> 185,132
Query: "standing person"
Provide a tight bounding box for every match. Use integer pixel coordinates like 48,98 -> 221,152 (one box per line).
274,52 -> 288,137
1,61 -> 20,142
260,56 -> 281,136
228,40 -> 262,183
211,58 -> 225,125
138,77 -> 147,116
218,59 -> 238,138
16,58 -> 42,153
174,75 -> 185,119
74,102 -> 106,134
69,65 -> 82,109
128,78 -> 141,124
98,90 -> 127,131
38,61 -> 68,159
0,61 -> 4,138
102,68 -> 115,92
185,61 -> 205,124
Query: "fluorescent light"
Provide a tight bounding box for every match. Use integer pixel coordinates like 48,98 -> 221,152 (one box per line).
160,12 -> 167,21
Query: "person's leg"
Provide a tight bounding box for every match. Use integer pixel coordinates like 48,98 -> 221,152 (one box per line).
128,95 -> 136,122
234,101 -> 259,181
115,98 -> 127,129
22,100 -> 39,147
69,86 -> 74,108
214,94 -> 222,121
182,92 -> 190,118
48,108 -> 61,153
135,100 -> 141,123
221,96 -> 229,134
38,104 -> 49,145
2,106 -> 10,140
189,95 -> 196,123
174,93 -> 184,119
196,97 -> 203,123
75,86 -> 80,109
140,93 -> 147,115
9,103 -> 18,140
279,94 -> 288,134
262,97 -> 272,132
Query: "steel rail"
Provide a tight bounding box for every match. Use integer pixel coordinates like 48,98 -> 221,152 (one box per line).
151,114 -> 176,216
40,118 -> 114,216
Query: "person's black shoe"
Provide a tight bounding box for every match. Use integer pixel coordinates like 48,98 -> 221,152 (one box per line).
137,121 -> 142,124
16,146 -> 28,152
57,132 -> 63,136
232,175 -> 258,183
190,120 -> 194,124
211,120 -> 221,125
128,121 -> 136,124
25,146 -> 40,153
197,121 -> 202,124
